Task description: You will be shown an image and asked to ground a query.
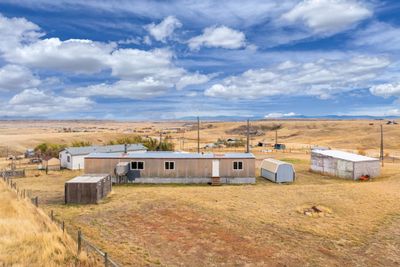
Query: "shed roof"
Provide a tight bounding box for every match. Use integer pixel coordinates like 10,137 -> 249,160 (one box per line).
63,144 -> 147,156
312,149 -> 378,162
85,151 -> 255,159
261,158 -> 293,173
66,174 -> 110,184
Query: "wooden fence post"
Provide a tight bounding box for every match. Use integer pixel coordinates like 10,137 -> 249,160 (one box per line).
104,252 -> 108,267
35,196 -> 38,207
51,210 -> 54,221
77,229 -> 82,255
62,221 -> 65,233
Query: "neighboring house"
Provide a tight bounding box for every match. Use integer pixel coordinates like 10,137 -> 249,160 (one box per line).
59,144 -> 147,170
42,157 -> 61,171
84,151 -> 256,184
25,148 -> 35,158
311,149 -> 380,180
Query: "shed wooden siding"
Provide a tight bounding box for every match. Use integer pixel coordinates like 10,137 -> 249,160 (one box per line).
84,157 -> 255,178
65,175 -> 112,204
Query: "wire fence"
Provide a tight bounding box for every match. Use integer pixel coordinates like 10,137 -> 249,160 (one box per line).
1,175 -> 120,267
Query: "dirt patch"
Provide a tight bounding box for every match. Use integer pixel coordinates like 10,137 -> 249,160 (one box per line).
297,205 -> 333,218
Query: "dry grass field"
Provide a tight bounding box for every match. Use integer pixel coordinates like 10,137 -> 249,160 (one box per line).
1,119 -> 400,266
0,179 -> 92,266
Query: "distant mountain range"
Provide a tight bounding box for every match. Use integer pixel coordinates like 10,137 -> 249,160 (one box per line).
0,115 -> 399,121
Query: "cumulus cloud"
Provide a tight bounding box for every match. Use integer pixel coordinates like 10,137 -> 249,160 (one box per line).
265,112 -> 298,118
188,25 -> 246,50
3,88 -> 93,116
370,83 -> 400,98
5,38 -> 115,74
205,56 -> 390,99
0,14 -> 43,53
175,73 -> 211,90
281,0 -> 372,34
0,64 -> 40,91
145,16 -> 182,42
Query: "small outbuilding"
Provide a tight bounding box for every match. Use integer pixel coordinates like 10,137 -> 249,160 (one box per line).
311,149 -> 380,180
42,157 -> 61,171
260,158 -> 295,183
65,174 -> 112,204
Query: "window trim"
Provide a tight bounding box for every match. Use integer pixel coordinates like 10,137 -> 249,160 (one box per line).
164,161 -> 175,170
131,161 -> 145,170
233,161 -> 243,170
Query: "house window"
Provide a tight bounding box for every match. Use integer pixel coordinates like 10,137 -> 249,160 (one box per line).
67,155 -> 70,163
233,161 -> 243,170
165,161 -> 175,170
131,161 -> 144,170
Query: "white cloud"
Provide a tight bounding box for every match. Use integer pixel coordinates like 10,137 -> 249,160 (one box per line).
353,22 -> 400,51
175,73 -> 211,90
5,38 -> 115,74
188,26 -> 246,50
0,14 -> 43,54
0,64 -> 40,91
205,56 -> 390,99
3,88 -> 92,116
370,83 -> 400,98
76,79 -> 174,99
265,112 -> 298,118
281,0 -> 372,34
145,16 -> 182,42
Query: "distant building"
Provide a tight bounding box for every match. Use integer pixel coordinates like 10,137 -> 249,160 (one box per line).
24,148 -> 35,158
311,149 -> 380,180
42,157 -> 61,171
59,144 -> 147,170
84,151 -> 256,184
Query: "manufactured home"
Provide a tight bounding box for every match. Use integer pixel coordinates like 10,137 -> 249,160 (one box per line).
59,144 -> 147,170
311,149 -> 380,180
260,158 -> 295,183
65,174 -> 112,204
84,151 -> 256,184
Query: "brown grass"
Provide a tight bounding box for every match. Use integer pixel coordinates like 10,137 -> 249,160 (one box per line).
2,119 -> 400,266
0,180 -> 92,266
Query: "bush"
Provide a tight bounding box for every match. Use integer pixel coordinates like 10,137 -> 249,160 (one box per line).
35,143 -> 66,158
71,140 -> 92,147
107,135 -> 174,151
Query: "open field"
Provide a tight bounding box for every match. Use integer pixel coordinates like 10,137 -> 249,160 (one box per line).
2,119 -> 400,266
0,179 -> 92,266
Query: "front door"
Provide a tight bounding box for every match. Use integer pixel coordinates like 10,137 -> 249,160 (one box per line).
212,160 -> 220,177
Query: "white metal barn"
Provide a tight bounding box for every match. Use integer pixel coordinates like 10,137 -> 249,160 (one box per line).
59,144 -> 147,170
311,149 -> 380,180
260,158 -> 295,183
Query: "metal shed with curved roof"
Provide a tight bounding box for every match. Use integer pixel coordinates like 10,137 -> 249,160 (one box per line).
260,158 -> 295,183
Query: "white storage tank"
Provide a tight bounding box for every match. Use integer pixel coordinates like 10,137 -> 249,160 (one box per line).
260,158 -> 295,183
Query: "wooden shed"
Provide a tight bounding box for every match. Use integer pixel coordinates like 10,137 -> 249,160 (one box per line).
42,157 -> 61,171
65,174 -> 112,204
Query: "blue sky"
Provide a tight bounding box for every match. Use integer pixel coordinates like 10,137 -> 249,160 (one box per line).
0,0 -> 399,119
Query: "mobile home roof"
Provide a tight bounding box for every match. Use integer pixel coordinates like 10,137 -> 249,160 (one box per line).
85,151 -> 255,159
312,149 -> 378,162
63,144 -> 146,156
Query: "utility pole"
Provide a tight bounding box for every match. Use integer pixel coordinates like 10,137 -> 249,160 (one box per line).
197,116 -> 200,153
275,130 -> 278,145
380,124 -> 384,167
246,119 -> 250,153
159,129 -> 162,151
